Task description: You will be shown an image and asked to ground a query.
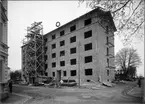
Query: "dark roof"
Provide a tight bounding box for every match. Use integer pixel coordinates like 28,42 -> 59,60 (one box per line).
44,7 -> 117,36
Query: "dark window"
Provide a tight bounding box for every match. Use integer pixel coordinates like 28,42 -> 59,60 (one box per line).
44,38 -> 47,43
85,56 -> 92,63
84,30 -> 92,39
60,30 -> 65,36
60,61 -> 65,66
70,25 -> 76,32
85,68 -> 93,75
44,55 -> 47,61
60,50 -> 65,57
70,36 -> 76,43
70,58 -> 76,65
84,43 -> 92,51
52,44 -> 56,49
45,73 -> 48,76
63,71 -> 67,76
44,47 -> 47,53
70,47 -> 76,54
107,70 -> 109,76
52,53 -> 56,58
70,70 -> 76,76
60,40 -> 65,46
107,48 -> 109,56
52,62 -> 56,68
52,72 -> 55,77
84,18 -> 92,26
107,58 -> 109,66
45,64 -> 48,69
52,34 -> 56,39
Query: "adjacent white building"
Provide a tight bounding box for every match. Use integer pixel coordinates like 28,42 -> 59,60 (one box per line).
0,0 -> 9,100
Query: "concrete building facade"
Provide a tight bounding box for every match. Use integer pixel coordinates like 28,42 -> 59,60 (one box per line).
0,0 -> 9,100
44,8 -> 116,84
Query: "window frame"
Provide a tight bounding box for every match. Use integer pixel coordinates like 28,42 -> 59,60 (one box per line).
70,36 -> 76,43
84,56 -> 92,63
84,30 -> 92,39
52,43 -> 56,49
84,18 -> 92,26
84,43 -> 92,51
85,68 -> 93,76
70,70 -> 77,76
70,25 -> 76,32
70,58 -> 77,65
60,40 -> 65,46
60,30 -> 65,36
70,47 -> 76,54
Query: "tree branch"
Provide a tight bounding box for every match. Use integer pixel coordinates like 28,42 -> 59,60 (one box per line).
128,20 -> 144,37
112,0 -> 131,13
121,0 -> 143,29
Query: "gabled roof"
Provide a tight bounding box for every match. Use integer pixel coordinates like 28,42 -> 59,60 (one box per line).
45,7 -> 117,36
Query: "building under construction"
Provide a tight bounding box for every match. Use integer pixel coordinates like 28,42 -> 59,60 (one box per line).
21,22 -> 46,84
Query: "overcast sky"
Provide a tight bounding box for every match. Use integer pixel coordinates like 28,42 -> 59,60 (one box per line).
8,1 -> 144,76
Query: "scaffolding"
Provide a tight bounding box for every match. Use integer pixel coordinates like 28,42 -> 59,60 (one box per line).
22,22 -> 45,84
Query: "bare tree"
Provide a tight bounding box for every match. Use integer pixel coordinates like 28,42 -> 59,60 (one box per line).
115,48 -> 142,72
79,0 -> 144,45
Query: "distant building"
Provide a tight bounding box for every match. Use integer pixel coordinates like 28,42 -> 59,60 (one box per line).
0,0 -> 9,100
44,7 -> 116,84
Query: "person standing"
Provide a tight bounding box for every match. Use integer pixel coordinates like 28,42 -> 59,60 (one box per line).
9,79 -> 13,93
137,78 -> 141,87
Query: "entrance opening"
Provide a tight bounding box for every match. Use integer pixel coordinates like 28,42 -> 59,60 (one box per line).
57,70 -> 61,81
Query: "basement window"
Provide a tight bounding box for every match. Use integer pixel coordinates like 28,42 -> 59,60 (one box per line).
60,30 -> 65,36
70,47 -> 76,54
84,30 -> 92,39
70,70 -> 76,76
60,40 -> 65,46
60,61 -> 65,66
70,58 -> 76,65
52,53 -> 56,58
70,36 -> 76,43
85,68 -> 93,76
84,43 -> 92,51
85,56 -> 92,63
63,71 -> 67,76
84,18 -> 92,26
52,62 -> 56,68
52,72 -> 55,77
60,50 -> 65,57
70,25 -> 76,32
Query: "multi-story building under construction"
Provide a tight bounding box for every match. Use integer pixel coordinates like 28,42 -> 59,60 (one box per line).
44,7 -> 116,84
21,22 -> 45,84
22,7 -> 116,85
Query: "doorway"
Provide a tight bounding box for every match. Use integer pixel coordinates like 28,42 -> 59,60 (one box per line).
57,70 -> 61,81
